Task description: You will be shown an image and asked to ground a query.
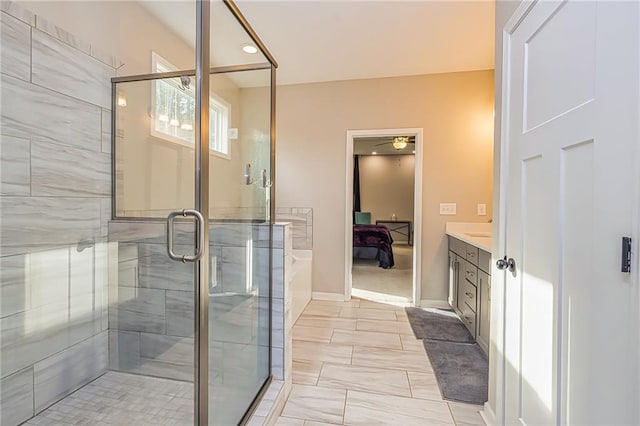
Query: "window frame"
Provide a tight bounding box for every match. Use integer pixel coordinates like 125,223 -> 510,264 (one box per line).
150,52 -> 231,159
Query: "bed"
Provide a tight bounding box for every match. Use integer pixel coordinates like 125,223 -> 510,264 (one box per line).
353,224 -> 395,269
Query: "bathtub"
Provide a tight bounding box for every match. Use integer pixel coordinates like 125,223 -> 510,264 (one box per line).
290,250 -> 312,324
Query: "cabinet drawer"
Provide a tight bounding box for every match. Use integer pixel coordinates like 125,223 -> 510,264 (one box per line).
478,249 -> 491,274
460,274 -> 477,313
449,236 -> 467,257
459,301 -> 476,338
463,260 -> 478,286
465,245 -> 479,264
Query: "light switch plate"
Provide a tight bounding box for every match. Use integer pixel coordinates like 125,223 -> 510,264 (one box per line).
440,203 -> 457,215
477,203 -> 487,216
228,128 -> 239,139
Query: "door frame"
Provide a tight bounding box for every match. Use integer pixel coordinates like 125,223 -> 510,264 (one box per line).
344,128 -> 423,306
492,2 -> 539,423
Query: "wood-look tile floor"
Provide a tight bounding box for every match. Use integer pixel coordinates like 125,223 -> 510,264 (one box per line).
278,299 -> 486,426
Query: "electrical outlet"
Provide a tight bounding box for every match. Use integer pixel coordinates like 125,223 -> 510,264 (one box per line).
440,203 -> 457,215
477,203 -> 487,216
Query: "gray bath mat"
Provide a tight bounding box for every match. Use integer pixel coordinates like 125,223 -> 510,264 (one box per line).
424,340 -> 488,405
405,307 -> 474,343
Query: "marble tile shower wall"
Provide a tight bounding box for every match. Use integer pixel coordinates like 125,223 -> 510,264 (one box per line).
108,221 -> 284,395
0,4 -> 121,426
276,207 -> 313,250
108,221 -> 198,383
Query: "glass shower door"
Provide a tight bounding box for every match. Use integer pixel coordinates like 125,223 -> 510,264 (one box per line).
206,2 -> 276,423
112,1 -> 276,424
207,66 -> 273,424
111,71 -> 204,424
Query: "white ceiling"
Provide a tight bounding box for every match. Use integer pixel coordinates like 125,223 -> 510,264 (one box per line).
140,0 -> 495,87
238,0 -> 495,85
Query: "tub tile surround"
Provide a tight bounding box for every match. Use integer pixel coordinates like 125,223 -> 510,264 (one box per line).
0,4 -> 117,424
271,223 -> 293,382
276,207 -> 313,250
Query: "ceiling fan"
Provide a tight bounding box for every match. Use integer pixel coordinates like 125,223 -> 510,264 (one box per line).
374,136 -> 416,150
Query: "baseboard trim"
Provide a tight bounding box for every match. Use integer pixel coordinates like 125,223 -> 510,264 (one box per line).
312,292 -> 346,301
419,299 -> 451,309
481,402 -> 497,426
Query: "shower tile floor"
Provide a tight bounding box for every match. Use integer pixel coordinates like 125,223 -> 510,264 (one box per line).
26,371 -> 193,426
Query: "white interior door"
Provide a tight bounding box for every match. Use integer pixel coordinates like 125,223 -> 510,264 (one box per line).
502,1 -> 639,424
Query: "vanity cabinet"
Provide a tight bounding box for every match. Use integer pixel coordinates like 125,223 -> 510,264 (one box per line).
448,236 -> 491,353
477,270 -> 491,354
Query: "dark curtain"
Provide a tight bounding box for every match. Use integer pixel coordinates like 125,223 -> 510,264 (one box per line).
353,155 -> 361,222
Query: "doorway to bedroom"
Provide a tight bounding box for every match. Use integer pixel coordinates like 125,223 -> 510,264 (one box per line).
345,129 -> 423,306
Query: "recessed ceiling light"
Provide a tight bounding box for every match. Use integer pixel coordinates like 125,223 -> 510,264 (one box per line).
372,151 -> 377,155
242,44 -> 258,54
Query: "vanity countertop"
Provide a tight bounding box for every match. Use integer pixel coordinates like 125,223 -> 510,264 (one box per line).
446,222 -> 492,252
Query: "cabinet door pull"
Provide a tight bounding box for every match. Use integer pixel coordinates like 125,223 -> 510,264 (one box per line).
465,292 -> 473,298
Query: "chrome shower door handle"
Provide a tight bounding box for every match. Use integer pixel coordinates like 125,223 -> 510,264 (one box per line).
167,209 -> 205,263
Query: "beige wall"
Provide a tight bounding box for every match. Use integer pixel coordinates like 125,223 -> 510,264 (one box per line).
359,154 -> 415,227
276,70 -> 494,300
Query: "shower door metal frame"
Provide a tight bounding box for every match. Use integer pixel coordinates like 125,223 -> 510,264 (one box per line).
110,0 -> 278,423
194,1 -> 210,423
